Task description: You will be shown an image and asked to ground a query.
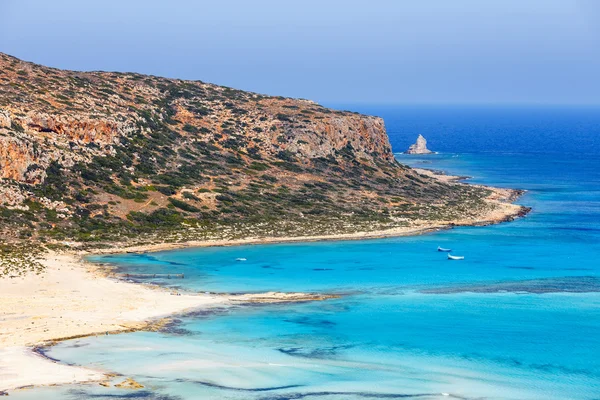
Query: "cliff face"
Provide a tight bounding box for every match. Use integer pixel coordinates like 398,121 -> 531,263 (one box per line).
0,52 -> 392,185
0,53 -> 493,243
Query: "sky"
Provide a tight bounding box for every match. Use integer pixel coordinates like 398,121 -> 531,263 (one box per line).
0,0 -> 599,105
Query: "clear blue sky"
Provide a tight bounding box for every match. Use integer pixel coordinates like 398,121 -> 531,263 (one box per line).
1,0 -> 598,104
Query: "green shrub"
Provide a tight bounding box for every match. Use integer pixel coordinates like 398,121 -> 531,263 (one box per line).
182,191 -> 200,201
183,124 -> 199,133
168,197 -> 200,212
248,162 -> 270,171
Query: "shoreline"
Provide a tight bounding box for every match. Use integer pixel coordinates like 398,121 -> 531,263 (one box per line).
84,186 -> 530,256
86,225 -> 445,255
0,251 -> 344,393
0,173 -> 529,393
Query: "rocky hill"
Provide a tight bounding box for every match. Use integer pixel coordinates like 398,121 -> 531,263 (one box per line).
0,52 -> 517,248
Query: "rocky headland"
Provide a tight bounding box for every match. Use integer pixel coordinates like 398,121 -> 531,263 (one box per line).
0,52 -> 527,251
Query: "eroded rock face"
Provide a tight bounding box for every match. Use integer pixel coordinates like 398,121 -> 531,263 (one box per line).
265,113 -> 392,163
0,136 -> 40,183
405,134 -> 433,154
0,52 -> 394,185
24,113 -> 127,144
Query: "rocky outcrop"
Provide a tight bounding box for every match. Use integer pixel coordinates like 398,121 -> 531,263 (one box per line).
266,113 -> 392,163
405,134 -> 433,154
0,136 -> 41,183
0,184 -> 30,207
24,113 -> 128,144
114,378 -> 144,389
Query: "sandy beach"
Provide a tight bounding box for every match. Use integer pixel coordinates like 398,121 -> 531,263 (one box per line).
0,173 -> 528,394
0,252 -> 228,392
0,252 -> 340,393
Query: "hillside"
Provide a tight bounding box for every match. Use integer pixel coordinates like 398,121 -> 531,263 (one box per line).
0,52 -> 523,254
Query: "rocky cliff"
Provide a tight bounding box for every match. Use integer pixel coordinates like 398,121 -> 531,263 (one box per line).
0,53 -> 498,244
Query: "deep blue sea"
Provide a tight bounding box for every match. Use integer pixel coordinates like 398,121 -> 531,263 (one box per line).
13,106 -> 600,400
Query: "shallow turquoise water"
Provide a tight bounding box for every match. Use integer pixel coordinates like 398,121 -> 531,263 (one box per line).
12,108 -> 600,399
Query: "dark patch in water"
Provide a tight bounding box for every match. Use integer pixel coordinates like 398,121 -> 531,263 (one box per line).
508,266 -> 536,270
283,316 -> 337,328
561,267 -> 593,271
555,226 -> 600,232
257,391 -> 453,399
313,268 -> 333,271
131,254 -> 160,262
526,362 -> 595,376
33,346 -> 65,364
66,389 -> 183,399
174,379 -> 302,392
277,344 -> 355,359
157,319 -> 196,336
261,265 -> 283,270
422,276 -> 600,294
461,352 -> 596,377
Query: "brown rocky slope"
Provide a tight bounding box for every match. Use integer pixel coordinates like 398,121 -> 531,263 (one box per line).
0,52 -> 526,249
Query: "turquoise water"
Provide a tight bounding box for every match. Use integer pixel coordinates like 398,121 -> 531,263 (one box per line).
12,108 -> 600,399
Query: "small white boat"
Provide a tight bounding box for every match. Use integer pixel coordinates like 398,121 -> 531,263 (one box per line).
235,258 -> 247,261
437,246 -> 452,252
447,254 -> 464,260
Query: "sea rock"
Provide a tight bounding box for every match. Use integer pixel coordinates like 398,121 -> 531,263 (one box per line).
405,134 -> 433,154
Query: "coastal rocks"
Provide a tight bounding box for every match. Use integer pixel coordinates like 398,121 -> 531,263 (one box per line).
230,291 -> 341,304
405,134 -> 433,154
504,205 -> 532,222
114,378 -> 144,389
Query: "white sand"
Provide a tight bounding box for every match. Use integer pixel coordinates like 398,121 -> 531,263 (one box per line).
0,253 -> 226,349
0,346 -> 104,391
0,252 -> 227,392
